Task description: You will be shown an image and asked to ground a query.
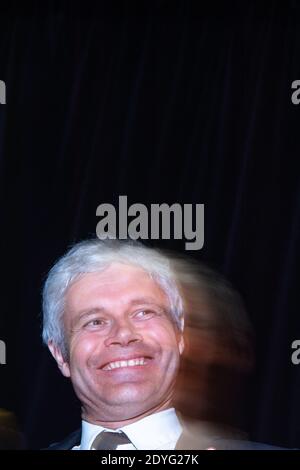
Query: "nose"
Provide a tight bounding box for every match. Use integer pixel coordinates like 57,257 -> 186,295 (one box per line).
104,318 -> 143,348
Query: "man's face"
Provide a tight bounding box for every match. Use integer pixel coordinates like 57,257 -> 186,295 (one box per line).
50,263 -> 184,423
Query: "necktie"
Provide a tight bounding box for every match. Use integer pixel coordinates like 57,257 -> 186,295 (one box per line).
91,431 -> 132,450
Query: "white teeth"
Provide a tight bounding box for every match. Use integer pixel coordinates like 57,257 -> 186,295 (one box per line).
103,357 -> 147,371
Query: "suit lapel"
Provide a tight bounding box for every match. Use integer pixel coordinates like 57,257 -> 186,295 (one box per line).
47,429 -> 81,450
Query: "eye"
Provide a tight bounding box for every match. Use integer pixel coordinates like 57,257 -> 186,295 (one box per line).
134,310 -> 157,320
84,318 -> 106,328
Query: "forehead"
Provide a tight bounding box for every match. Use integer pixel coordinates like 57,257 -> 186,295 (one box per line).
65,263 -> 169,312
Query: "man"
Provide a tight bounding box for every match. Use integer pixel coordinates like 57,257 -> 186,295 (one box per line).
42,238 -> 282,450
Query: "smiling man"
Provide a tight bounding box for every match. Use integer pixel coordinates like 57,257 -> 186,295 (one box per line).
51,264 -> 183,431
42,238 -> 281,450
43,238 -> 188,450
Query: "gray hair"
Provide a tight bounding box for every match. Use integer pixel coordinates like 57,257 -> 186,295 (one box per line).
42,238 -> 184,357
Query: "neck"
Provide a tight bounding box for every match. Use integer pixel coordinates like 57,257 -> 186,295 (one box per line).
82,398 -> 173,429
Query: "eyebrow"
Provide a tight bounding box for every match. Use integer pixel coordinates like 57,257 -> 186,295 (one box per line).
127,297 -> 167,308
72,308 -> 106,326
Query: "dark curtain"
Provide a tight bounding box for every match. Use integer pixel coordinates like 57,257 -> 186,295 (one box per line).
0,0 -> 299,449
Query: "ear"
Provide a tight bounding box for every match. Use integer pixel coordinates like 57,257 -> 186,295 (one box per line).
48,340 -> 71,378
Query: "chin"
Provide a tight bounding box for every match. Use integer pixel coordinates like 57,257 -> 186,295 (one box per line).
106,383 -> 155,404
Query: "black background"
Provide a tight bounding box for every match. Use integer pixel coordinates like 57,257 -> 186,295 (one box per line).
0,0 -> 299,449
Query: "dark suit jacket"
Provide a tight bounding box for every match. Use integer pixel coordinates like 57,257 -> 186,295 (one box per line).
46,416 -> 286,450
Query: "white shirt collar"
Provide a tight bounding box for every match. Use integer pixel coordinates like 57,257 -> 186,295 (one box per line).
78,408 -> 182,450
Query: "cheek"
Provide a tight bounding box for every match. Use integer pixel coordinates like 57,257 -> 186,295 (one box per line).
150,328 -> 182,365
154,325 -> 181,352
69,333 -> 102,367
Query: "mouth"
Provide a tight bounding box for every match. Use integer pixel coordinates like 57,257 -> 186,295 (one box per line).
100,356 -> 153,371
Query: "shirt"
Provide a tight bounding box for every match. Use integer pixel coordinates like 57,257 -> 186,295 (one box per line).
73,408 -> 182,450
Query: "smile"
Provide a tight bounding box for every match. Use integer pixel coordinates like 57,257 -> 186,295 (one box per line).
102,357 -> 150,371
